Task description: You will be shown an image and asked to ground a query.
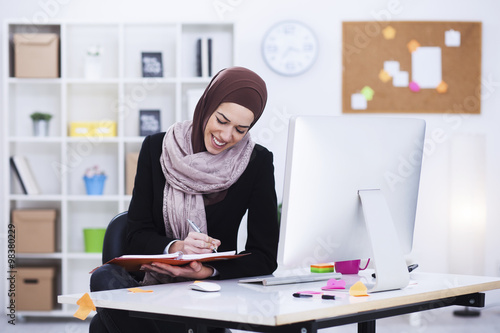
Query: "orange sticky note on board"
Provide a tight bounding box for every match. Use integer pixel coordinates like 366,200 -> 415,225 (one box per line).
349,281 -> 369,297
436,81 -> 448,93
128,288 -> 153,293
73,293 -> 96,320
378,69 -> 392,83
407,39 -> 421,53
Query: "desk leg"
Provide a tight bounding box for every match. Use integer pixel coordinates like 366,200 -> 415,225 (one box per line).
358,320 -> 376,333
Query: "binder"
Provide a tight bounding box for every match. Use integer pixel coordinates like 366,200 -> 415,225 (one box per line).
10,155 -> 41,195
196,37 -> 213,77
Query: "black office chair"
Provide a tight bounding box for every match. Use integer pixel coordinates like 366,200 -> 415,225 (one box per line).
99,211 -> 230,332
102,211 -> 128,264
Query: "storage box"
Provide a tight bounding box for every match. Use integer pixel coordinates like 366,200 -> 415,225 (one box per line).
69,122 -> 93,136
126,152 -> 139,195
15,267 -> 55,311
12,209 -> 56,253
69,121 -> 117,137
94,121 -> 117,137
14,33 -> 60,78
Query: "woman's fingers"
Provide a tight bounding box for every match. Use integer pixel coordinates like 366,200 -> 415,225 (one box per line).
141,261 -> 210,279
185,232 -> 221,253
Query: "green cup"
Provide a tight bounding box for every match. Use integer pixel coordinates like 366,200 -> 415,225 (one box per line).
83,228 -> 106,253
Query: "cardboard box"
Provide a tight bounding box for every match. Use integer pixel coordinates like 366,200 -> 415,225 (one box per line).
14,33 -> 59,78
12,209 -> 56,253
69,121 -> 117,137
126,152 -> 139,195
15,267 -> 55,311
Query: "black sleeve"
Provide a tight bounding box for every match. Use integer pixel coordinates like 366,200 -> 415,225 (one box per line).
210,146 -> 280,279
125,133 -> 173,255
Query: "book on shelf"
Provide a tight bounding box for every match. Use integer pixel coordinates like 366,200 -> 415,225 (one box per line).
196,37 -> 213,77
91,250 -> 248,273
10,155 -> 41,195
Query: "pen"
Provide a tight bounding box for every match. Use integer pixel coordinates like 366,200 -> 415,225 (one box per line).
293,292 -> 335,300
187,219 -> 217,253
187,219 -> 201,233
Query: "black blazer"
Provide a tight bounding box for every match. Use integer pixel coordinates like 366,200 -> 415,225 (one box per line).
125,132 -> 279,279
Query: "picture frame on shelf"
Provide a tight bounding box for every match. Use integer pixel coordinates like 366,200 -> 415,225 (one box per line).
141,52 -> 163,77
139,109 -> 161,136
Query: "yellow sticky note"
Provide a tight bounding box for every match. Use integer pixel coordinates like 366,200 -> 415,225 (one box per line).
407,39 -> 421,53
436,81 -> 448,94
382,26 -> 396,40
128,288 -> 153,293
349,281 -> 369,297
73,293 -> 96,320
378,69 -> 392,83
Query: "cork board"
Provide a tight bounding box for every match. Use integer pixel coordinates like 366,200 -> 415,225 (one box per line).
342,21 -> 482,113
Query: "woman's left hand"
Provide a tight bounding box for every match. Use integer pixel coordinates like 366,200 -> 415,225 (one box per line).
140,261 -> 213,279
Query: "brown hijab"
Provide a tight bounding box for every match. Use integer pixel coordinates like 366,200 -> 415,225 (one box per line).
191,66 -> 268,153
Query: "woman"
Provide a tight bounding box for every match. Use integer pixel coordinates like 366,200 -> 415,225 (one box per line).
90,66 -> 279,332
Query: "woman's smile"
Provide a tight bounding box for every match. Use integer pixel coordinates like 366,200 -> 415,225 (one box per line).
212,134 -> 227,148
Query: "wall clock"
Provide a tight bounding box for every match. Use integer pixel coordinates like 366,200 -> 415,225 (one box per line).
262,21 -> 318,76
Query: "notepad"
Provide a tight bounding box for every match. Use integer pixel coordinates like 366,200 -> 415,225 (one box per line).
90,251 -> 248,273
238,272 -> 342,286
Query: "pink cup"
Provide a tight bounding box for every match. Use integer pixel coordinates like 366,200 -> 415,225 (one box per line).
335,259 -> 370,274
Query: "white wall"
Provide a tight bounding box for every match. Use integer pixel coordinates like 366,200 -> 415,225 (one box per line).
1,0 -> 500,295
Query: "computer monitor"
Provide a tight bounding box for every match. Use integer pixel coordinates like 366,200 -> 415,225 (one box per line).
277,116 -> 426,292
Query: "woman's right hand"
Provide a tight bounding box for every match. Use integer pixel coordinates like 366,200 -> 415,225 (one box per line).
170,232 -> 221,254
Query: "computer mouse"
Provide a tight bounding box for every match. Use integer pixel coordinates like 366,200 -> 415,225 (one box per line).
189,281 -> 221,292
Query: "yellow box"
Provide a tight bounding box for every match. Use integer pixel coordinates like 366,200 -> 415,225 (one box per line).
93,120 -> 117,137
69,121 -> 117,137
69,122 -> 93,137
15,267 -> 55,311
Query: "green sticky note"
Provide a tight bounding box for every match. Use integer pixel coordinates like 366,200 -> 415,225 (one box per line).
311,267 -> 334,273
310,264 -> 334,273
361,86 -> 375,101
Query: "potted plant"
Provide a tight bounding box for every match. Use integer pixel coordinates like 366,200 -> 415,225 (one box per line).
30,112 -> 53,137
83,165 -> 107,195
85,44 -> 102,79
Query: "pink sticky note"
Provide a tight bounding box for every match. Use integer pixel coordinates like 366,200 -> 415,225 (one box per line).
409,81 -> 420,92
321,279 -> 346,290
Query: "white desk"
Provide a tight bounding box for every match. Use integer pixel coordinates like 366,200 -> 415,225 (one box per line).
59,272 -> 500,333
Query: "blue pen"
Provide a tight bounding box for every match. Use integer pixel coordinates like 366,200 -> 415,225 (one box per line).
187,219 -> 217,253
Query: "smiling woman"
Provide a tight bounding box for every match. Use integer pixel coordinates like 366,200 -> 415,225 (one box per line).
89,67 -> 278,333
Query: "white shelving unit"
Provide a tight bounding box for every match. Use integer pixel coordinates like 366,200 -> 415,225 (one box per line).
2,20 -> 234,317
